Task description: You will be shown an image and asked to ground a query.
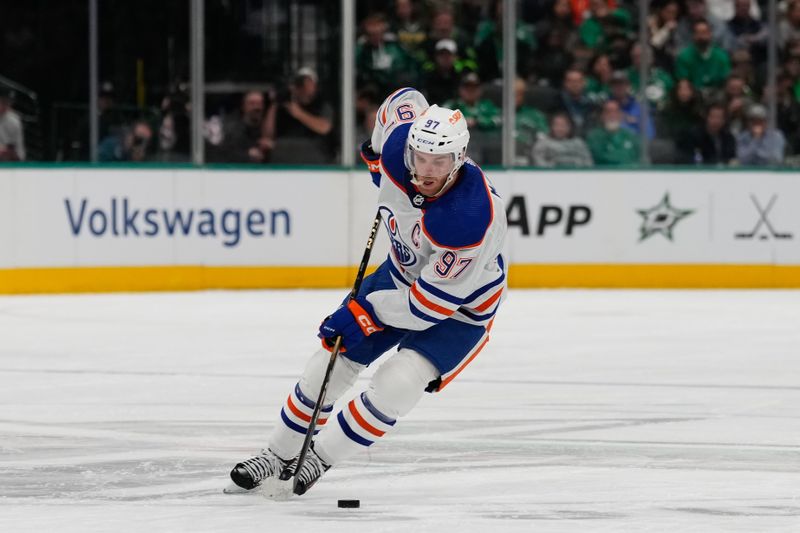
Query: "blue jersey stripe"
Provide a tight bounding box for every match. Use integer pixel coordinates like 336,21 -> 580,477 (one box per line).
294,383 -> 333,412
387,257 -> 412,287
458,307 -> 498,323
337,411 -> 374,447
462,271 -> 505,304
417,277 -> 463,305
360,392 -> 396,426
409,300 -> 443,324
388,87 -> 415,104
281,408 -> 320,435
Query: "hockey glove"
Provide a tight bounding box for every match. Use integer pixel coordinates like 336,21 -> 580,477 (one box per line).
360,140 -> 382,187
318,297 -> 384,351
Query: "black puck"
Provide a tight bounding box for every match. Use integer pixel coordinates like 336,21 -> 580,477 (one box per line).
337,499 -> 360,508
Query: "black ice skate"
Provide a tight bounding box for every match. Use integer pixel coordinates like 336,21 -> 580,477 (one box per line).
280,443 -> 330,495
229,449 -> 290,490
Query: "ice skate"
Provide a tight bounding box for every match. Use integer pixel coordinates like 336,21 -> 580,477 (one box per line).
280,443 -> 330,495
227,449 -> 290,492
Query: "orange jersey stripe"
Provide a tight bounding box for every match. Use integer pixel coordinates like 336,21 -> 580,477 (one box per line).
286,395 -> 327,425
348,400 -> 385,437
438,336 -> 490,391
410,283 -> 455,316
474,288 -> 503,312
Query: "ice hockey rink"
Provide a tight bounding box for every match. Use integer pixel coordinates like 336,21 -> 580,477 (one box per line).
1,289 -> 798,532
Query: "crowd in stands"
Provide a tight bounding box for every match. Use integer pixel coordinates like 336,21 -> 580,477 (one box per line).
4,0 -> 800,167
355,0 -> 800,167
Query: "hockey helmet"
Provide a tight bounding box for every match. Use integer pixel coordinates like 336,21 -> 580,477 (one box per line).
405,104 -> 470,195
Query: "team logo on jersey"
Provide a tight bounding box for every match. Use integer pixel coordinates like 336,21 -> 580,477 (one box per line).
412,194 -> 426,207
411,222 -> 421,248
379,206 -> 417,267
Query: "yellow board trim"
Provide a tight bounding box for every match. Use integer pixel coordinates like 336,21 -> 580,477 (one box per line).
0,264 -> 799,294
509,264 -> 800,289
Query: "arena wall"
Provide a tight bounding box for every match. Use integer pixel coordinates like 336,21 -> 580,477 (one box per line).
0,167 -> 798,293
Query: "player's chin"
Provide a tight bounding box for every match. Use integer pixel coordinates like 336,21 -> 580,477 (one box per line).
418,183 -> 436,195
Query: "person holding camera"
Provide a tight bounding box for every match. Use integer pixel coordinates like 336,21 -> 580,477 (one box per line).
98,120 -> 155,162
0,87 -> 25,161
158,82 -> 191,162
263,67 -> 334,164
215,90 -> 271,164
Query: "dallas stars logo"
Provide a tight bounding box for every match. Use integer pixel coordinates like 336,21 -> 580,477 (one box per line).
637,193 -> 694,241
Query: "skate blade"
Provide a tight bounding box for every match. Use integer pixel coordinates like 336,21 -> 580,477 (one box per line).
223,483 -> 255,495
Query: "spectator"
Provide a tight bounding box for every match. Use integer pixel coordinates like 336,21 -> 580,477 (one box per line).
777,71 -> 800,156
578,0 -> 633,51
722,74 -> 755,134
355,86 -> 380,132
533,112 -> 593,167
534,0 -> 578,87
98,120 -> 155,162
214,90 -> 270,163
0,88 -> 25,161
266,67 -> 334,164
474,0 -> 538,82
534,0 -> 578,49
422,39 -> 462,105
679,103 -> 736,164
784,50 -> 800,101
444,72 -> 501,164
727,0 -> 768,61
557,68 -> 597,136
626,42 -> 674,111
659,79 -> 704,140
586,99 -> 640,165
536,26 -> 577,88
158,81 -> 191,162
356,13 -> 418,94
514,78 -> 549,164
675,19 -> 732,90
356,103 -> 379,161
609,70 -> 654,139
780,0 -> 800,51
444,73 -> 501,133
586,52 -> 614,102
457,0 -> 486,35
69,81 -> 127,160
729,48 -> 761,93
96,82 -> 127,143
391,0 -> 427,62
736,103 -> 786,165
707,0 -> 760,21
675,0 -> 734,53
422,5 -> 475,70
648,0 -> 681,70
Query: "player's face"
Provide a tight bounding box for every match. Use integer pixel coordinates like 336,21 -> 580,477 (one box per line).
412,150 -> 455,195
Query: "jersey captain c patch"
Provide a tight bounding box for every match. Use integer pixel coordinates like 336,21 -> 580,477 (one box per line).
380,206 -> 417,268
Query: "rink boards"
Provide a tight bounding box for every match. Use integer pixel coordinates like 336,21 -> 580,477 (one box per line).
0,167 -> 798,293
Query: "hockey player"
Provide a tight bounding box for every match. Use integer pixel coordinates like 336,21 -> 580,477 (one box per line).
229,87 -> 507,495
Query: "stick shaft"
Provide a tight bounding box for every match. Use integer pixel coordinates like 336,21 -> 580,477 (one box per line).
293,211 -> 382,490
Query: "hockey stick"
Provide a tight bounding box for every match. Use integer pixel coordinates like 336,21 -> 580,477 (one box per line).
291,210 -> 383,492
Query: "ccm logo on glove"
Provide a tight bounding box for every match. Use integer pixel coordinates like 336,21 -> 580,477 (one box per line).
351,301 -> 382,335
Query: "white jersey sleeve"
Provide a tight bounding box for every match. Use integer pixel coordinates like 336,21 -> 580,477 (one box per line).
371,88 -> 429,155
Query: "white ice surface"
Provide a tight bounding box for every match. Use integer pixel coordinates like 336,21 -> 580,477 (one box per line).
1,289 -> 799,532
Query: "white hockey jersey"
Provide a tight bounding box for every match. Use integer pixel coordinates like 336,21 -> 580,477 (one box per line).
361,88 -> 508,331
